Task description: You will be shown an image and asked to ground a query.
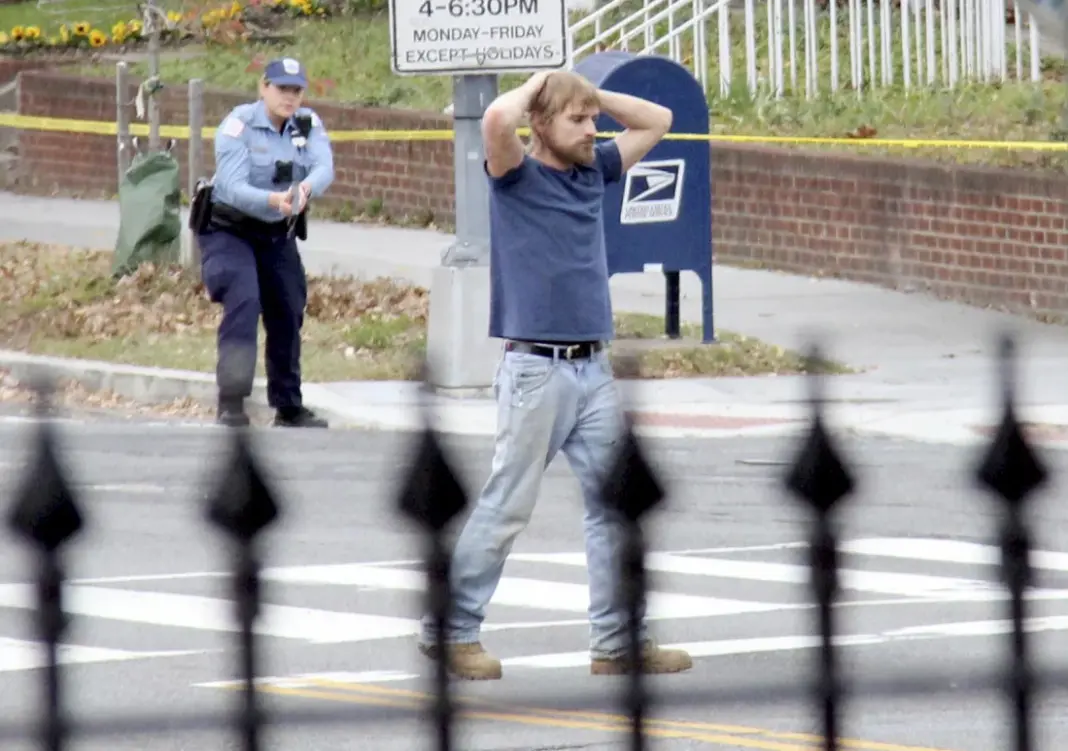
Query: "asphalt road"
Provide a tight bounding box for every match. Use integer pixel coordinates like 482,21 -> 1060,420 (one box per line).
2,409 -> 1068,751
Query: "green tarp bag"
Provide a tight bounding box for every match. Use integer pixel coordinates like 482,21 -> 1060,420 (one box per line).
112,149 -> 182,276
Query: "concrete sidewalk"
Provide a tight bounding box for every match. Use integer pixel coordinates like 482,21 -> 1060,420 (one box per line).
4,191 -> 1068,448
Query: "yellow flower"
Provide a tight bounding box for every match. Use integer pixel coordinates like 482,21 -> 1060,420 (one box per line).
0,32 -> 8,44
166,10 -> 182,22
111,21 -> 127,36
229,1 -> 241,16
10,26 -> 24,41
73,22 -> 90,35
23,25 -> 40,40
88,28 -> 107,47
128,19 -> 142,32
59,24 -> 70,41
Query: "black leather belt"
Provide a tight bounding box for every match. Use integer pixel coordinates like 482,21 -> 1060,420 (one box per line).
505,340 -> 603,360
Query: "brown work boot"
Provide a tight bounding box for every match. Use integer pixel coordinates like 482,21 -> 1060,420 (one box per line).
590,641 -> 693,675
418,640 -> 503,680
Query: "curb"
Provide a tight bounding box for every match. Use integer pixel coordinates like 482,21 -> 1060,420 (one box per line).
0,349 -> 359,426
5,349 -> 1068,449
0,349 -> 224,403
0,349 -> 814,437
0,349 -> 499,430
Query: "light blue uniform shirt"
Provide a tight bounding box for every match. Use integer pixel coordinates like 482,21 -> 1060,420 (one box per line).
211,99 -> 334,224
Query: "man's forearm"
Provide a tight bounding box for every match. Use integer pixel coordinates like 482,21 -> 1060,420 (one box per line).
597,90 -> 672,131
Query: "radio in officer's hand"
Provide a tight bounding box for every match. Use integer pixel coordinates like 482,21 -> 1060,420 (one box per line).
292,114 -> 312,148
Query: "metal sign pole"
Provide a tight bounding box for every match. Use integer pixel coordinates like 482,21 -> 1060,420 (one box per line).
440,73 -> 497,269
388,0 -> 568,391
147,0 -> 161,151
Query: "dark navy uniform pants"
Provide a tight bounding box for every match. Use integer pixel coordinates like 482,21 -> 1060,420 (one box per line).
197,224 -> 307,410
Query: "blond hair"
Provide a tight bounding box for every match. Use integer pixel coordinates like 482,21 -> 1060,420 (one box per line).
526,71 -> 599,149
530,70 -> 599,119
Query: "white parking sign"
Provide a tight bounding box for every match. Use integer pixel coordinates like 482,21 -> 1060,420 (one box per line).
389,0 -> 569,75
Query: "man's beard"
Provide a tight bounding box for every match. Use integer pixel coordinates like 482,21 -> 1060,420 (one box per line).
545,136 -> 595,167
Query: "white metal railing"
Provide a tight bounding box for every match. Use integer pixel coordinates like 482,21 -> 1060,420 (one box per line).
569,0 -> 671,60
573,0 -> 692,59
639,0 -> 734,93
567,0 -> 1044,100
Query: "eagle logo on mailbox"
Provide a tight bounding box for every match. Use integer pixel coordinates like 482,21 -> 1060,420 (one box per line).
619,159 -> 686,225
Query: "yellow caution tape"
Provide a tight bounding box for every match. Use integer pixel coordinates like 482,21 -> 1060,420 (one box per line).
0,112 -> 1065,151
330,129 -> 459,142
684,133 -> 1068,149
0,113 -> 213,140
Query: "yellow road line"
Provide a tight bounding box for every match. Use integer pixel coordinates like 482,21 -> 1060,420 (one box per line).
209,677 -> 957,751
305,678 -> 955,751
248,682 -> 818,750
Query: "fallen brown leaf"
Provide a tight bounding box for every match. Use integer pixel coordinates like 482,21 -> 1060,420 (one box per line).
0,241 -> 431,345
846,125 -> 878,139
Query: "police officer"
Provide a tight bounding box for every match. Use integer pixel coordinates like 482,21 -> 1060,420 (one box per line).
196,57 -> 334,428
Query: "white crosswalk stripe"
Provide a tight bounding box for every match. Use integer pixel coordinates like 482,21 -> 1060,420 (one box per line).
3,537 -> 1068,679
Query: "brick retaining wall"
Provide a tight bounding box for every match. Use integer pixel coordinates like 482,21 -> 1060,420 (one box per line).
11,67 -> 1068,320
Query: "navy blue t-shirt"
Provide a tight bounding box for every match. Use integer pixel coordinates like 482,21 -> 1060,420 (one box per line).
486,140 -> 624,342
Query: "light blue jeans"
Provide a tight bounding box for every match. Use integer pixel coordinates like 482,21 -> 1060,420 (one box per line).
420,346 -> 649,659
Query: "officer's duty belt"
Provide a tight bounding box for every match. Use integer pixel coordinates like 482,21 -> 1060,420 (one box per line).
209,202 -> 293,238
505,340 -> 603,360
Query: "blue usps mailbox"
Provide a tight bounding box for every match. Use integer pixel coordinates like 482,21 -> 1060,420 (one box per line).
573,51 -> 714,343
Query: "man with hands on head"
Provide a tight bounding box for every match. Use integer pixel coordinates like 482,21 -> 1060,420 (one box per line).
417,69 -> 694,681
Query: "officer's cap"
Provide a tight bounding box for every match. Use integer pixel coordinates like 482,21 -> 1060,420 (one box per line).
264,57 -> 308,88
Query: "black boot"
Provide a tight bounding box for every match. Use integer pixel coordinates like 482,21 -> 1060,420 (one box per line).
273,406 -> 328,428
217,398 -> 250,427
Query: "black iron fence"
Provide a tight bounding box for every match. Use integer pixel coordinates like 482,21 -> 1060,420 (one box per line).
0,336 -> 1059,750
